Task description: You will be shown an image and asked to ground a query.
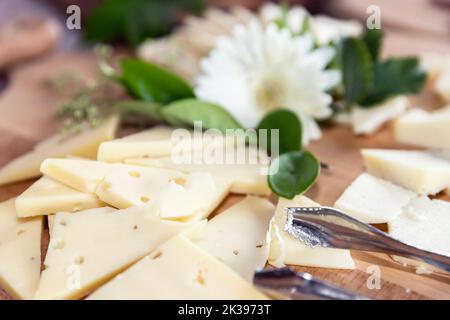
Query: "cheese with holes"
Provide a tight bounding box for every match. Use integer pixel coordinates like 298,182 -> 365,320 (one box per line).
269,196 -> 355,269
15,177 -> 104,217
395,107 -> 450,149
126,153 -> 271,196
41,158 -> 113,193
334,173 -> 416,223
87,236 -> 267,300
95,165 -> 230,220
388,197 -> 450,257
0,199 -> 43,299
362,149 -> 450,195
0,116 -> 119,186
193,196 -> 274,282
351,96 -> 409,135
34,205 -> 198,300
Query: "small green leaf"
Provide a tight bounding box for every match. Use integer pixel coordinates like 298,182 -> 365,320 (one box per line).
360,57 -> 426,106
257,109 -> 302,155
340,37 -> 373,104
161,98 -> 243,132
268,150 -> 320,199
363,28 -> 383,61
119,58 -> 194,104
112,100 -> 163,121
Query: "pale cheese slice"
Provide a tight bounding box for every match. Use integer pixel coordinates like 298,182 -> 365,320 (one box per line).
40,158 -> 113,193
334,173 -> 416,223
351,96 -> 409,135
15,176 -> 105,217
193,196 -> 275,282
95,164 -> 230,220
269,196 -> 355,269
126,155 -> 271,195
87,236 -> 267,300
395,107 -> 450,149
0,199 -> 43,299
434,68 -> 450,102
362,149 -> 450,195
34,205 -> 198,300
0,116 -> 119,186
388,196 -> 450,257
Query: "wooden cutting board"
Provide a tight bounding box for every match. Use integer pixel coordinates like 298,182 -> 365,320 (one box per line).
0,51 -> 449,300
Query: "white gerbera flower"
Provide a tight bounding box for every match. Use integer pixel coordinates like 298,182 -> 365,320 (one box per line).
195,20 -> 340,145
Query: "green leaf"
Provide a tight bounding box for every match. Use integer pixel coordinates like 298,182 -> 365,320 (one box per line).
363,28 -> 384,61
360,57 -> 426,106
340,38 -> 374,104
257,109 -> 302,155
119,58 -> 194,104
268,151 -> 320,199
161,98 -> 243,132
85,0 -> 204,47
112,100 -> 163,121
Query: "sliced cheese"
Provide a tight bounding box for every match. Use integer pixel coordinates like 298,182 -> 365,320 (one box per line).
395,107 -> 450,149
362,149 -> 450,195
269,196 -> 355,269
40,158 -> 113,193
126,154 -> 270,196
95,164 -> 230,220
15,176 -> 104,217
0,199 -> 43,299
334,173 -> 416,223
87,236 -> 267,300
34,205 -> 198,300
193,196 -> 275,282
351,96 -> 409,135
388,196 -> 450,257
434,68 -> 450,102
0,116 -> 119,186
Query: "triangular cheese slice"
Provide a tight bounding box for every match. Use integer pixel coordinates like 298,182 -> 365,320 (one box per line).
34,205 -> 199,300
87,236 -> 267,300
95,164 -> 230,220
193,196 -> 274,282
0,116 -> 119,186
15,176 -> 105,217
268,195 -> 355,269
0,199 -> 43,299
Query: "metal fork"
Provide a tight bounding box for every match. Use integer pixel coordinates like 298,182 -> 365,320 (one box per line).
285,206 -> 450,273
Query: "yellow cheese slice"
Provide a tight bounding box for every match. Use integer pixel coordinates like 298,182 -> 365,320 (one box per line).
193,196 -> 275,282
126,154 -> 271,196
395,107 -> 450,149
0,116 -> 119,186
34,205 -> 199,300
0,199 -> 43,299
15,176 -> 105,217
87,236 -> 267,300
362,149 -> 450,195
40,158 -> 113,193
95,164 -> 230,220
334,173 -> 416,223
268,196 -> 355,269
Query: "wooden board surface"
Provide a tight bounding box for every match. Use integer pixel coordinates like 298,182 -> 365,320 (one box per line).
0,49 -> 449,300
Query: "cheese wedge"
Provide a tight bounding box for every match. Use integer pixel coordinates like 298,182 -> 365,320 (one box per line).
388,196 -> 450,257
34,205 -> 198,300
15,176 -> 104,217
96,164 -> 230,220
0,199 -> 43,299
334,173 -> 416,223
41,158 -> 113,193
362,149 -> 450,195
269,196 -> 355,269
193,196 -> 275,282
126,155 -> 270,196
395,107 -> 450,149
0,116 -> 119,186
87,236 -> 267,300
351,96 -> 409,135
